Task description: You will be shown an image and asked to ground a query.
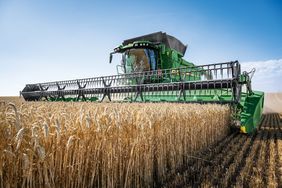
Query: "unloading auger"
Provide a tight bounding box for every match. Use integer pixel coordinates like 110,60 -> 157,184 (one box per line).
21,32 -> 264,133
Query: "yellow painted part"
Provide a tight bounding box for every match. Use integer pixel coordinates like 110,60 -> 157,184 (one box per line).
240,126 -> 247,133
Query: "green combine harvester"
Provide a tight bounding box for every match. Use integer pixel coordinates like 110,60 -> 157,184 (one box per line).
21,32 -> 264,134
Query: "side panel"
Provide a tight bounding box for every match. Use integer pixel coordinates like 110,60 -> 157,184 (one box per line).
240,91 -> 264,133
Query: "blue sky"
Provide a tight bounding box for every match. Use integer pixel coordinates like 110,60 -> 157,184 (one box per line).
0,0 -> 281,95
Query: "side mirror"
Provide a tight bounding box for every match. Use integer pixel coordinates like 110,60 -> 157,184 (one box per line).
109,53 -> 113,64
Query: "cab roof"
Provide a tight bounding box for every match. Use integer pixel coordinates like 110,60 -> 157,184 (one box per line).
122,31 -> 187,56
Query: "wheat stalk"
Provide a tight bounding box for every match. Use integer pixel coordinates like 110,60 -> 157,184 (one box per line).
0,100 -> 230,187
8,102 -> 21,131
15,127 -> 25,151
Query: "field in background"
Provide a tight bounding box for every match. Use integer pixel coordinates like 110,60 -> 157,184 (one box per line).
0,98 -> 229,187
263,92 -> 282,114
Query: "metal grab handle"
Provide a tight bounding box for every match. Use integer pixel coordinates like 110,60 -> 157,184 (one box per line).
248,68 -> 256,80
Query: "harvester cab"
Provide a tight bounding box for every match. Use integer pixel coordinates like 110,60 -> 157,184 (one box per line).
110,32 -> 195,73
21,31 -> 264,134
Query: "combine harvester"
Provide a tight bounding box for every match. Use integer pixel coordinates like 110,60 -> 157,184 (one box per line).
21,32 -> 264,134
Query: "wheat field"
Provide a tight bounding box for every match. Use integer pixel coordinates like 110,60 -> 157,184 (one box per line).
0,98 -> 230,188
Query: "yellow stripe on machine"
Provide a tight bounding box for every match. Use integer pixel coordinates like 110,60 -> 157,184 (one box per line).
240,126 -> 247,133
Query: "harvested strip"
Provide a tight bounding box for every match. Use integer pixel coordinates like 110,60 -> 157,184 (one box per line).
234,131 -> 263,187
162,132 -> 239,188
267,130 -> 278,187
222,133 -> 256,188
161,113 -> 282,187
249,120 -> 269,187
210,135 -> 248,185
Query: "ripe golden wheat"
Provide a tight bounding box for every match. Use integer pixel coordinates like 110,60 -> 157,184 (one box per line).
0,101 -> 230,188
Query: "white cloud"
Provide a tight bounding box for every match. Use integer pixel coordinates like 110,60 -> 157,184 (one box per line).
241,59 -> 282,92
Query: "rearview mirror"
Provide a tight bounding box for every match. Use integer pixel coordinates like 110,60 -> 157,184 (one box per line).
109,53 -> 113,64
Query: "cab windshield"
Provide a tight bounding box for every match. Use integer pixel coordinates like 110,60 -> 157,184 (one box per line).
123,49 -> 157,73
